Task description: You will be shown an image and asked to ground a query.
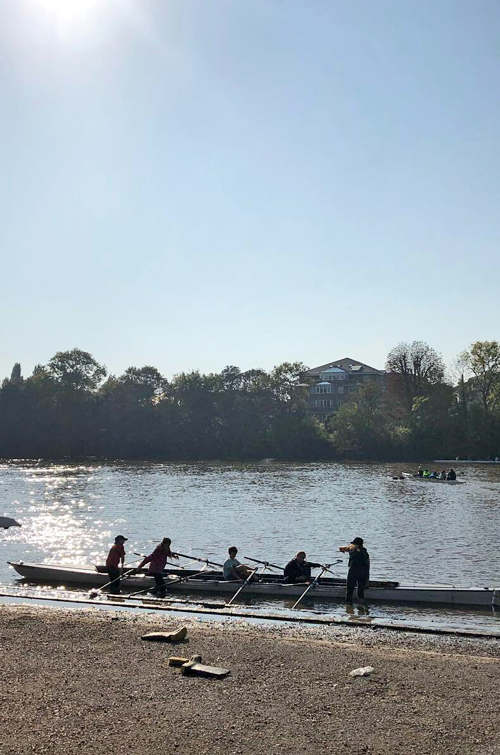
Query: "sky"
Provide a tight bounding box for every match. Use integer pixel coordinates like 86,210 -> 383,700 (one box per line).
1,0 -> 499,382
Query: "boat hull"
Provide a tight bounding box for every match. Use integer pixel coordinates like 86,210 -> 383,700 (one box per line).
401,473 -> 464,484
8,562 -> 498,608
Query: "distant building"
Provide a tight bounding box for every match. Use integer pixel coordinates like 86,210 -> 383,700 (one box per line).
301,357 -> 385,422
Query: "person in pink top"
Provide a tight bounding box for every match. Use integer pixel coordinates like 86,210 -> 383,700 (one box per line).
138,538 -> 178,597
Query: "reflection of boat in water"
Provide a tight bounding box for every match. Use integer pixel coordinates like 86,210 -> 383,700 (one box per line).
8,561 -> 499,608
434,459 -> 500,464
401,473 -> 465,485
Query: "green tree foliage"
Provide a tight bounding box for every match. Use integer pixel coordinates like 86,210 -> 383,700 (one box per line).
460,341 -> 500,415
386,341 -> 446,411
0,353 -> 330,460
327,383 -> 401,458
0,344 -> 498,461
48,348 -> 107,391
10,363 -> 22,384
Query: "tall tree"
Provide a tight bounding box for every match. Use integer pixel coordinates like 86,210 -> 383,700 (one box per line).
386,341 -> 446,410
460,341 -> 500,415
47,348 -> 107,391
10,363 -> 22,384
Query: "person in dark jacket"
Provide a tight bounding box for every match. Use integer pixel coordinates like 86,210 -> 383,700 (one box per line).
447,468 -> 457,480
283,551 -> 322,584
339,537 -> 370,604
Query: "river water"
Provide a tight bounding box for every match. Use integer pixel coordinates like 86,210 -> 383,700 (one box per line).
1,459 -> 499,631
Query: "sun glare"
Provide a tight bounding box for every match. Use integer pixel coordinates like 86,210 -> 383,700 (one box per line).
36,0 -> 104,31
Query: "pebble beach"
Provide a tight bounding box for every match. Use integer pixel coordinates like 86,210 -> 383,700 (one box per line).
1,603 -> 499,755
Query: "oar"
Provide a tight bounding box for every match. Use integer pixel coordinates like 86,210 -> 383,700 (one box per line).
88,563 -> 140,600
133,552 -> 190,570
243,556 -> 284,572
291,565 -> 328,610
127,562 -> 210,599
321,559 -> 343,577
244,556 -> 343,577
175,551 -> 224,569
226,567 -> 259,607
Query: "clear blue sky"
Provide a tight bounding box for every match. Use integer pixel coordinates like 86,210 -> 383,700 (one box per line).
1,0 -> 499,381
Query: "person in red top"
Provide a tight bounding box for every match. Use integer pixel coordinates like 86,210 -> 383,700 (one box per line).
105,535 -> 128,594
138,537 -> 178,597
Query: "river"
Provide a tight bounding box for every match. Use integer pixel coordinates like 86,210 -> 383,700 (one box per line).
1,459 -> 499,631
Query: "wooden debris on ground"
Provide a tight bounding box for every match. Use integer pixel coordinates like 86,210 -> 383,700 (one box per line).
141,627 -> 188,643
168,654 -> 230,678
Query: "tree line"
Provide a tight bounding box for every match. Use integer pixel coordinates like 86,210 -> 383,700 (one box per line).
0,341 -> 499,461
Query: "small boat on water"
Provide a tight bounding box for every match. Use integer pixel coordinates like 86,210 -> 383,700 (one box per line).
434,459 -> 500,464
400,473 -> 465,485
8,561 -> 499,608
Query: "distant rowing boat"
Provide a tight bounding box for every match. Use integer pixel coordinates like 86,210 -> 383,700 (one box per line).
434,459 -> 500,464
8,561 -> 499,608
400,473 -> 465,485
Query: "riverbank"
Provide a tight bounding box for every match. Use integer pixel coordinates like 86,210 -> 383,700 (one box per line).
1,605 -> 499,755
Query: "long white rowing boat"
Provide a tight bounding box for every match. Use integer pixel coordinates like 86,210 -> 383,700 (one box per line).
400,473 -> 465,485
8,561 -> 500,608
434,459 -> 500,464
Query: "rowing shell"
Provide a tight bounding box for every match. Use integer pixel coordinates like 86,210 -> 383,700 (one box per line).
8,562 -> 499,608
401,473 -> 465,485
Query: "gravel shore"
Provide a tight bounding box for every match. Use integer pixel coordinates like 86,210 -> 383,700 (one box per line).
1,604 -> 499,755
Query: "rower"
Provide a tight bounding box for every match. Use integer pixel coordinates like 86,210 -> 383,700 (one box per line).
222,546 -> 254,582
417,467 -> 424,477
422,469 -> 430,478
339,537 -> 370,605
138,537 -> 178,597
105,535 -> 127,594
447,468 -> 457,480
439,470 -> 447,480
283,551 -> 321,584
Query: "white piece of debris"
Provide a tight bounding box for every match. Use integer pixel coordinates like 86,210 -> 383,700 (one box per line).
349,666 -> 374,677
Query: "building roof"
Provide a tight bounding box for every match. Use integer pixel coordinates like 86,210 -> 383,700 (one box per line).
303,357 -> 385,376
319,367 -> 347,374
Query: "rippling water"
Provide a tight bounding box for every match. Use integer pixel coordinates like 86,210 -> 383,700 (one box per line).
1,459 -> 499,630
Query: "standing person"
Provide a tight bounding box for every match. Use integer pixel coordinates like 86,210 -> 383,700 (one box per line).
105,535 -> 128,594
138,538 -> 178,597
222,546 -> 254,582
339,537 -> 370,604
283,551 -> 322,584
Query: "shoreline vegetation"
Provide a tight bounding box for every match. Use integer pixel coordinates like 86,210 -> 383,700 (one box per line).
1,604 -> 499,755
1,340 -> 499,461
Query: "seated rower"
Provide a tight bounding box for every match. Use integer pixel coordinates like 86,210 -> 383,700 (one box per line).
223,546 -> 254,582
422,469 -> 430,478
283,551 -> 321,584
447,468 -> 457,480
439,470 -> 447,480
138,537 -> 178,597
417,467 -> 424,477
